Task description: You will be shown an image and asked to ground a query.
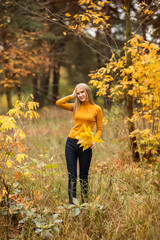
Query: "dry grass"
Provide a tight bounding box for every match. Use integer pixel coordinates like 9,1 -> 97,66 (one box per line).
1,106 -> 160,240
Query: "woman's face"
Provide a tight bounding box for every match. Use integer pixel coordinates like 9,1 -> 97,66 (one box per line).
76,87 -> 87,102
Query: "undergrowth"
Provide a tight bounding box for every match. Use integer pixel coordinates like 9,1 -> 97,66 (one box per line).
0,106 -> 160,240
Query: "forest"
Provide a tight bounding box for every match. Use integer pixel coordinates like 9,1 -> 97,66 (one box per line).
0,0 -> 160,239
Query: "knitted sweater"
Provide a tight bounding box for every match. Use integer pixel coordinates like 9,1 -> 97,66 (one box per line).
56,95 -> 103,139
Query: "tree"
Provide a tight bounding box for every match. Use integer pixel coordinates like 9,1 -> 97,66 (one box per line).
39,0 -> 95,104
89,37 -> 160,162
124,0 -> 140,161
0,1 -> 51,109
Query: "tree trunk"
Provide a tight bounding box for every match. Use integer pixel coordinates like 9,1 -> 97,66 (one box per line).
104,3 -> 112,110
52,62 -> 60,105
32,74 -> 39,103
6,87 -> 12,110
16,84 -> 21,100
39,71 -> 50,108
96,30 -> 101,67
2,28 -> 13,109
125,0 -> 140,162
142,23 -> 146,40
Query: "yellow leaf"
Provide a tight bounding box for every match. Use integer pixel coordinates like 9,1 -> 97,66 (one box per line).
73,14 -> 78,19
27,102 -> 34,110
78,0 -> 87,5
34,189 -> 38,196
65,13 -> 71,17
81,15 -> 90,22
6,135 -> 13,143
128,90 -> 133,96
30,94 -> 34,99
5,2 -> 12,5
3,188 -> 7,196
94,195 -> 100,203
6,160 -> 12,168
94,138 -> 103,144
18,130 -> 26,140
0,116 -> 16,131
122,6 -> 127,11
16,154 -> 28,163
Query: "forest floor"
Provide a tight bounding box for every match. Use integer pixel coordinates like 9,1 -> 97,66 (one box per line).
0,106 -> 160,240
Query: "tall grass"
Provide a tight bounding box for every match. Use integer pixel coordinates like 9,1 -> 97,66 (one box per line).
1,106 -> 160,240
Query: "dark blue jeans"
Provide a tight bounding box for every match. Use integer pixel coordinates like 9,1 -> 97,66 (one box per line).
65,137 -> 92,204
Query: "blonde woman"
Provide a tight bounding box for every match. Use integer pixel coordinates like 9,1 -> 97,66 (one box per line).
56,83 -> 103,204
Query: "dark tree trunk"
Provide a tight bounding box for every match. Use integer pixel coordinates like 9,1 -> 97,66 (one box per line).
125,0 -> 140,162
32,74 -> 39,103
16,84 -> 21,100
6,87 -> 12,110
39,71 -> 50,108
2,28 -> 13,109
142,23 -> 147,40
52,62 -> 60,105
96,30 -> 101,67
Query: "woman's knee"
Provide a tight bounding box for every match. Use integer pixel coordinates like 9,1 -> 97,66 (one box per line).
68,172 -> 77,181
79,174 -> 88,182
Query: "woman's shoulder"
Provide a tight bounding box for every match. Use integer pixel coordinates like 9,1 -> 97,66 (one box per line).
94,104 -> 102,110
90,103 -> 102,113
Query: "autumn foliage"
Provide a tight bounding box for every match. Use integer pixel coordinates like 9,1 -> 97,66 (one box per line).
89,35 -> 160,161
76,124 -> 103,150
0,95 -> 39,201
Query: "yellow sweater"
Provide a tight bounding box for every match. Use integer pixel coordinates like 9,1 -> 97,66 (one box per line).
56,95 -> 103,139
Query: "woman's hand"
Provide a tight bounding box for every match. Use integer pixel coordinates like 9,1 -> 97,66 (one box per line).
90,142 -> 96,149
70,89 -> 76,99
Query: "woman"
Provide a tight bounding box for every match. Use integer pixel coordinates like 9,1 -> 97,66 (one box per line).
56,83 -> 103,204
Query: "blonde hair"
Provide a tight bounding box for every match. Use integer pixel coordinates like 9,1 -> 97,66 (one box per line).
73,83 -> 95,118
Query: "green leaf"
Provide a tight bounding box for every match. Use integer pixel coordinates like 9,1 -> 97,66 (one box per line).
13,182 -> 19,188
53,213 -> 59,221
34,221 -> 41,228
53,226 -> 60,234
19,217 -> 28,224
40,230 -> 54,239
54,219 -> 63,223
43,224 -> 54,229
45,163 -> 58,169
35,228 -> 42,234
73,197 -> 79,205
73,208 -> 80,217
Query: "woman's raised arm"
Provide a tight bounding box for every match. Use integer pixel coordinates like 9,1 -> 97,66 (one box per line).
56,95 -> 74,111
